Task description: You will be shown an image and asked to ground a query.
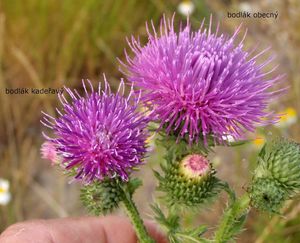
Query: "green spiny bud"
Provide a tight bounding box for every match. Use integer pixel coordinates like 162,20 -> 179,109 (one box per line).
249,138 -> 300,213
80,178 -> 122,215
155,153 -> 222,209
248,178 -> 288,213
255,138 -> 300,190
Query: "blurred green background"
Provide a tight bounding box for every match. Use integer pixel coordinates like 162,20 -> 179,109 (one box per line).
0,0 -> 299,242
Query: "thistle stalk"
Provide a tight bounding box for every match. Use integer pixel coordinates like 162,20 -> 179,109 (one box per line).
214,194 -> 251,243
121,188 -> 155,243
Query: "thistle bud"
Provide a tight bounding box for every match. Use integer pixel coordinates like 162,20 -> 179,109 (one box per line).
248,138 -> 300,213
180,154 -> 211,180
155,152 -> 222,209
80,178 -> 122,215
248,178 -> 288,213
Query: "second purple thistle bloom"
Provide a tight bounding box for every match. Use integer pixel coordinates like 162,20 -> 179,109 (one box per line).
122,16 -> 284,144
41,80 -> 149,183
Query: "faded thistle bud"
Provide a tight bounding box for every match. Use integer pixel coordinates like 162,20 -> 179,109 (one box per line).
154,148 -> 223,209
248,138 -> 300,213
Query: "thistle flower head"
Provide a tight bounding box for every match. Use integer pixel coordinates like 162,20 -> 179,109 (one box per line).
41,79 -> 149,183
154,146 -> 222,208
122,15 -> 283,144
180,154 -> 210,179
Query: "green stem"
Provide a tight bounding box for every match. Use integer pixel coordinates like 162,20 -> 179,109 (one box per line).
221,182 -> 236,204
121,190 -> 155,243
214,194 -> 251,243
175,233 -> 212,243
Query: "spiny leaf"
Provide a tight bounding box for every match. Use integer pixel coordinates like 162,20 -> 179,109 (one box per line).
127,178 -> 142,195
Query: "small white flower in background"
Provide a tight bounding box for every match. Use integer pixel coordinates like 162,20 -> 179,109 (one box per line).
178,0 -> 195,16
239,2 -> 252,12
0,178 -> 11,205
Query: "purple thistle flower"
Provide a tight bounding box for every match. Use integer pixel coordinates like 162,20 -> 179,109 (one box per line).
121,16 -> 284,144
41,79 -> 149,183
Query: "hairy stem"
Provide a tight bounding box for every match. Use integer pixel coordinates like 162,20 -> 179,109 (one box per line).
121,189 -> 155,243
214,193 -> 250,243
221,182 -> 236,204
